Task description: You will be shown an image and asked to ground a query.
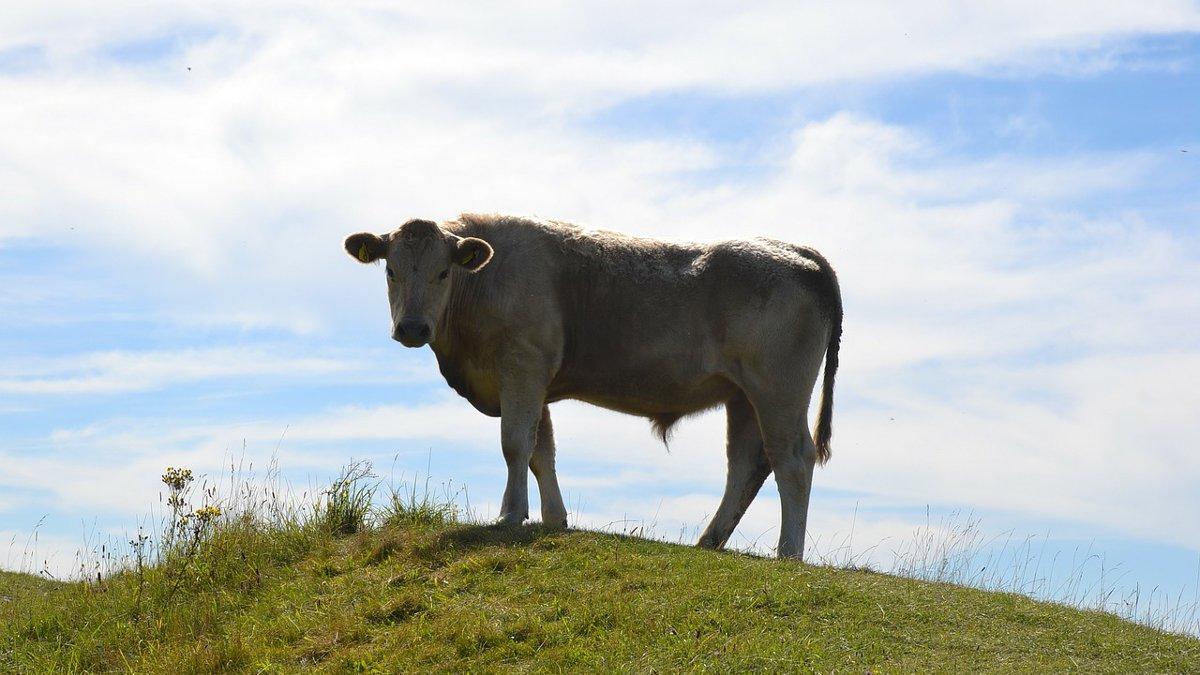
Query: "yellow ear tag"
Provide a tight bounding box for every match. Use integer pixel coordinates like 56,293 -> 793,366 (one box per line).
357,243 -> 371,263
457,249 -> 475,266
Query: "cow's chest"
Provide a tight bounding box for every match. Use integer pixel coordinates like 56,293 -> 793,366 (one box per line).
433,349 -> 501,417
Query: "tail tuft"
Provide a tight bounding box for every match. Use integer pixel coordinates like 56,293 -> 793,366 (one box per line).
651,413 -> 683,448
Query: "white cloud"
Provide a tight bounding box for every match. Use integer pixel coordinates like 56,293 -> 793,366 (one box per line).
2,2 -> 1197,254
2,529 -> 87,580
6,2 -> 1199,92
0,346 -> 403,394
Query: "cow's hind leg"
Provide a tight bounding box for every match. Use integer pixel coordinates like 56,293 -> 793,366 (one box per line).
529,406 -> 568,528
697,391 -> 771,550
753,403 -> 816,560
739,369 -> 819,560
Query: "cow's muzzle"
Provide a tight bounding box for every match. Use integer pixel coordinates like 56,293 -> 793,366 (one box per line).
392,319 -> 431,348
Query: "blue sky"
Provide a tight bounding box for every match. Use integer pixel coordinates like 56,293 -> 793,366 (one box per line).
2,2 -> 1199,628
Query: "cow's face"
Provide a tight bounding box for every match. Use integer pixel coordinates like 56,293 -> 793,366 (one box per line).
344,219 -> 493,348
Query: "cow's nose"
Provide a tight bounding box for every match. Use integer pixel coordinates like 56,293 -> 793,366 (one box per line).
393,319 -> 431,346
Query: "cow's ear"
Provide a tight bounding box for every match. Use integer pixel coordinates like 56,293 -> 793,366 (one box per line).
453,237 -> 493,272
344,232 -> 388,264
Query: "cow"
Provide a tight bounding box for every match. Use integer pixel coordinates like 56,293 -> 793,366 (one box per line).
343,214 -> 842,559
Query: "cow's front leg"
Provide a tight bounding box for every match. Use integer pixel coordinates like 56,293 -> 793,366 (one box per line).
496,365 -> 551,526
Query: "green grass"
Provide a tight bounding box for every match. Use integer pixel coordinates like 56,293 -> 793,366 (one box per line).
3,501 -> 1198,673
1,569 -> 58,604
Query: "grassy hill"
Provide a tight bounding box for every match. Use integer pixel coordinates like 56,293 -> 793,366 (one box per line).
3,493 -> 1198,674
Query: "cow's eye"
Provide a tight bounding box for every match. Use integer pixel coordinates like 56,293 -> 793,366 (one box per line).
386,267 -> 395,280
438,269 -> 449,280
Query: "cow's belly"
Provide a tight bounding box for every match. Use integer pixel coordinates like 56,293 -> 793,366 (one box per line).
436,342 -> 738,419
565,379 -> 737,418
549,358 -> 736,417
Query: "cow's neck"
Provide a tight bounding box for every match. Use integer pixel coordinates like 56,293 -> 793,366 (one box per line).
431,271 -> 484,362
429,272 -> 501,417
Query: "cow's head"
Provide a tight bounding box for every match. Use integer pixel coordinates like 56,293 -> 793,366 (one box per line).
344,219 -> 493,347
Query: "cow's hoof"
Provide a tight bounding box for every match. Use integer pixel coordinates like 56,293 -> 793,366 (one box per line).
541,515 -> 568,530
695,530 -> 726,550
496,512 -> 526,526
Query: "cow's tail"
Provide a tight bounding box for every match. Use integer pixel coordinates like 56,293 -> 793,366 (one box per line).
812,268 -> 842,466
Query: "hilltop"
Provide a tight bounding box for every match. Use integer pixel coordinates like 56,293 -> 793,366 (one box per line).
3,505 -> 1197,673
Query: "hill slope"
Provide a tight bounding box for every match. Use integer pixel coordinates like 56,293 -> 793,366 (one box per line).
3,515 -> 1198,673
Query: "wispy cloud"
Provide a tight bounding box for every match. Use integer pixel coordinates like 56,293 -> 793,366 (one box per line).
6,3 -> 1199,88
2,528 -> 88,579
0,347 -> 393,395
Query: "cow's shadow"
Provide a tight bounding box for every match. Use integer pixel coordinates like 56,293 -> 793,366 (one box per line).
414,522 -> 570,561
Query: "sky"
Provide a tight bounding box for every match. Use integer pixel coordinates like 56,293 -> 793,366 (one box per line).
2,1 -> 1199,626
